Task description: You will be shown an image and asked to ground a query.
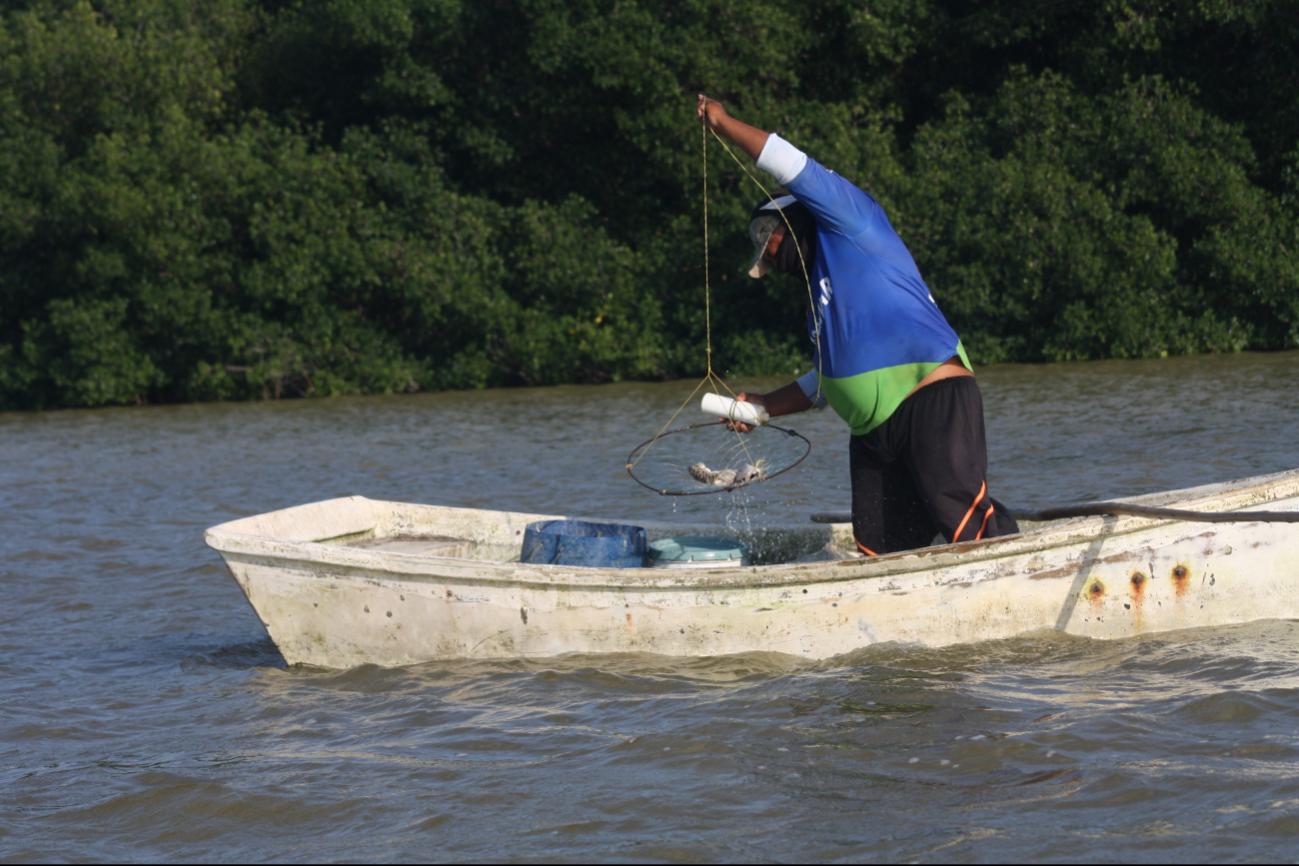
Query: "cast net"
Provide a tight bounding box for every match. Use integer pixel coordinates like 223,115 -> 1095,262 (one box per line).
623,106 -> 820,497
626,420 -> 810,496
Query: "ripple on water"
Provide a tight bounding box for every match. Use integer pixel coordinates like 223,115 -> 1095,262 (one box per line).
2,352 -> 1299,860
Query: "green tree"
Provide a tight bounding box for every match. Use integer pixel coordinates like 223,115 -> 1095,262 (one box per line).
0,0 -> 1295,410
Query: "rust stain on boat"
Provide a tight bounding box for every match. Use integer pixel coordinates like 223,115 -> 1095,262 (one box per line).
1129,571 -> 1147,627
1088,578 -> 1105,617
1172,564 -> 1190,596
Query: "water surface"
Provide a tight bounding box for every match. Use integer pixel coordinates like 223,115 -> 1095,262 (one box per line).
3,352 -> 1299,862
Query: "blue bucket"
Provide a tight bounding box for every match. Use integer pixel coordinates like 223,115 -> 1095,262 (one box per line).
520,520 -> 648,569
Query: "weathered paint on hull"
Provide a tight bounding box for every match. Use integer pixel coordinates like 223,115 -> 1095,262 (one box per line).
205,470 -> 1299,667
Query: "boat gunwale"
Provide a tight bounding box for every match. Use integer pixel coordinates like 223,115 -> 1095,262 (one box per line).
204,468 -> 1299,591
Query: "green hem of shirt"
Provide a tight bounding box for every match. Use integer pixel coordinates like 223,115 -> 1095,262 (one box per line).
819,342 -> 972,436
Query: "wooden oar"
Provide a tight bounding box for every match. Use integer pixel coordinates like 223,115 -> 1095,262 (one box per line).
810,503 -> 1299,524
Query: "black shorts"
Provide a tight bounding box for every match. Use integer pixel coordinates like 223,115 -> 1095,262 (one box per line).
850,377 -> 1017,555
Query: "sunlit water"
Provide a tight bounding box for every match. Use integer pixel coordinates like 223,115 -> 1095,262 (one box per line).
3,351 -> 1298,861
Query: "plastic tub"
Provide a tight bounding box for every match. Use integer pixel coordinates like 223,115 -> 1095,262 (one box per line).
520,520 -> 647,568
647,536 -> 750,569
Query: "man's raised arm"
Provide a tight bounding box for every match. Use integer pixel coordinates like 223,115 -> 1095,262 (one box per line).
696,95 -> 770,161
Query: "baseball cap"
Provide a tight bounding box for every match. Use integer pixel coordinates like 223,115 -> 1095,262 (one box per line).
747,193 -> 798,278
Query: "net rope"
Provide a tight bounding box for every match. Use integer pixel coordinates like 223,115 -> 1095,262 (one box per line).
624,105 -> 823,495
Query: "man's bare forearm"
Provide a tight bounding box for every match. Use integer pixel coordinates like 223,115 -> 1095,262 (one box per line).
697,95 -> 769,162
711,114 -> 769,161
728,381 -> 814,433
758,381 -> 814,417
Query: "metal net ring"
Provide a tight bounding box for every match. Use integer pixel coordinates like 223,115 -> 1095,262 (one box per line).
625,421 -> 811,496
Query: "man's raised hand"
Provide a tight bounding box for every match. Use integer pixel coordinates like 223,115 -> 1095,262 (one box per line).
697,94 -> 727,130
695,95 -> 769,162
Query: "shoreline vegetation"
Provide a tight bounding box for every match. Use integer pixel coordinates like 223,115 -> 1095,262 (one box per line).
1,0 -> 1295,411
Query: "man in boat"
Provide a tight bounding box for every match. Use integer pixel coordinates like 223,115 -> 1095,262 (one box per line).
697,95 -> 1018,555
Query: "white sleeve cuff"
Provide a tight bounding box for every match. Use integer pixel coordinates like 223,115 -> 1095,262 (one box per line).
756,134 -> 808,186
797,370 -> 828,409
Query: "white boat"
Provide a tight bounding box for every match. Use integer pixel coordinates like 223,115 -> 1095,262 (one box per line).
204,469 -> 1299,668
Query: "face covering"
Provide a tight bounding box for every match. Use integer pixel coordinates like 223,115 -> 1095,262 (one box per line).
772,203 -> 816,277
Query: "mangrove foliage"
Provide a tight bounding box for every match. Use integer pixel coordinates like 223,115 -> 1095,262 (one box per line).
0,0 -> 1296,408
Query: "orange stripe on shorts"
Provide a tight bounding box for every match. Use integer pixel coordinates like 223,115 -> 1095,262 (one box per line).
952,480 -> 987,542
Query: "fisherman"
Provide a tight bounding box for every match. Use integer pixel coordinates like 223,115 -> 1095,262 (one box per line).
697,94 -> 1017,555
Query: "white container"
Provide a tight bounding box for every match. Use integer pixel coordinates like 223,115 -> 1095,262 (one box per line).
701,392 -> 769,426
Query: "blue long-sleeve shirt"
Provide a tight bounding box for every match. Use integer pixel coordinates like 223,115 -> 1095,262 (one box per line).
758,135 -> 970,435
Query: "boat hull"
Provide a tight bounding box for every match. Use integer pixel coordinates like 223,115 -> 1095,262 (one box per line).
205,471 -> 1299,667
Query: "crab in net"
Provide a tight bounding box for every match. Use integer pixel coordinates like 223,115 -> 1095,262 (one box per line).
625,421 -> 811,496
